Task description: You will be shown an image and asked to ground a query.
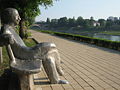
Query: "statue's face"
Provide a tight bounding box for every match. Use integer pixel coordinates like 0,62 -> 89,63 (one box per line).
13,10 -> 21,25
1,8 -> 21,25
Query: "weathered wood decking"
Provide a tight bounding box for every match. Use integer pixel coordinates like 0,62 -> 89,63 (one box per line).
31,30 -> 120,90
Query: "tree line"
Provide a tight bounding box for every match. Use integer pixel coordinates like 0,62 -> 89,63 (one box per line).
39,16 -> 120,30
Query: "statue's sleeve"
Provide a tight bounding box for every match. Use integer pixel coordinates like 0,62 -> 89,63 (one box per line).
0,34 -> 14,46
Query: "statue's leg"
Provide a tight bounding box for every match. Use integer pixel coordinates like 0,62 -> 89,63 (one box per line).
42,48 -> 68,84
53,49 -> 64,76
42,56 -> 60,84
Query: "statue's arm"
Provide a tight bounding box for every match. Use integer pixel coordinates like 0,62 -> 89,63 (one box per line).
0,34 -> 14,46
0,25 -> 14,46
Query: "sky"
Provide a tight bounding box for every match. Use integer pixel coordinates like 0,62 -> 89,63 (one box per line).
35,0 -> 120,21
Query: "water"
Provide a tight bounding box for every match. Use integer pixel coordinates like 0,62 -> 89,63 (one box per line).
94,33 -> 120,41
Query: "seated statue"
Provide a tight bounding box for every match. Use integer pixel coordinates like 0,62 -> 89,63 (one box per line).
0,8 -> 69,84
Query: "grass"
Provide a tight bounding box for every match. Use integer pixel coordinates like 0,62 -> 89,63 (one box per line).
100,31 -> 120,35
0,47 -> 9,75
23,38 -> 36,47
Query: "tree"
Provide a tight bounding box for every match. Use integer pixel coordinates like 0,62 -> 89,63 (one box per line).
98,19 -> 106,27
106,19 -> 113,28
46,18 -> 51,24
58,17 -> 68,27
17,0 -> 57,38
89,16 -> 95,26
0,0 -> 58,38
84,19 -> 90,28
50,19 -> 58,28
76,16 -> 84,27
68,17 -> 76,27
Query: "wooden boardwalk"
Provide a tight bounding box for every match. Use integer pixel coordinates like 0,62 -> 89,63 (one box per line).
31,30 -> 120,90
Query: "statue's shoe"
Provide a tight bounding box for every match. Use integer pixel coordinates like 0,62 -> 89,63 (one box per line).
58,80 -> 69,84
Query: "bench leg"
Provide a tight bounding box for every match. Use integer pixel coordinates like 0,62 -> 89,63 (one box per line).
18,74 -> 33,90
18,74 -> 42,90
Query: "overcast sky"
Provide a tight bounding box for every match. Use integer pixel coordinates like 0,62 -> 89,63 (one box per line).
35,0 -> 120,21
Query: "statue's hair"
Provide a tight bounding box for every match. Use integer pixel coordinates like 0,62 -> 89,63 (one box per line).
1,8 -> 18,24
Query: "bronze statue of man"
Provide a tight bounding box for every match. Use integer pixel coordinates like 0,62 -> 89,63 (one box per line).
1,8 -> 69,84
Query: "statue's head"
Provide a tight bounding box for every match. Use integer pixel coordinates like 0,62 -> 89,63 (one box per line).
1,8 -> 21,25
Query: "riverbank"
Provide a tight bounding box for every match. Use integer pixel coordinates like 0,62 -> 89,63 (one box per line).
30,25 -> 120,37
100,31 -> 120,35
32,29 -> 120,51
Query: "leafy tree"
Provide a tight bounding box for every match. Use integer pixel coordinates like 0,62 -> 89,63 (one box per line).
50,19 -> 58,28
98,19 -> 106,26
106,19 -> 113,28
114,20 -> 120,25
84,19 -> 90,28
0,0 -> 58,38
68,17 -> 76,27
46,18 -> 51,24
76,16 -> 84,27
18,0 -> 57,38
58,17 -> 68,27
90,16 -> 94,20
89,16 -> 95,26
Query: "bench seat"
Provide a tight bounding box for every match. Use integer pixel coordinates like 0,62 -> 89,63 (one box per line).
10,59 -> 42,74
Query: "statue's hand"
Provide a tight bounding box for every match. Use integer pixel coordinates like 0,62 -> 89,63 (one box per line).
0,34 -> 14,46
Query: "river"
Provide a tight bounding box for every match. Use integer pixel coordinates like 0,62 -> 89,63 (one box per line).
94,33 -> 120,41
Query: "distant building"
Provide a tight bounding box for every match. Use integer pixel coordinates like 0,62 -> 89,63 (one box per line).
93,22 -> 100,27
114,17 -> 118,21
107,16 -> 118,21
108,16 -> 115,21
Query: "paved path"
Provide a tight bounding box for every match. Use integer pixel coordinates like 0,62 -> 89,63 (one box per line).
31,30 -> 120,90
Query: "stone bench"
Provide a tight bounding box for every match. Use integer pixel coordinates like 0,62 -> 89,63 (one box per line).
6,42 -> 42,90
0,34 -> 42,90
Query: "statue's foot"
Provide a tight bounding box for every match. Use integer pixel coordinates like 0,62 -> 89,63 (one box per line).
58,80 -> 69,84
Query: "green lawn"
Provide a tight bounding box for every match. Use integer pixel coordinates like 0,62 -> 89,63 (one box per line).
0,46 -> 9,75
23,38 -> 36,47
